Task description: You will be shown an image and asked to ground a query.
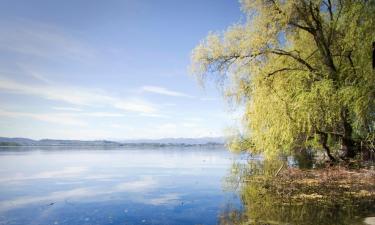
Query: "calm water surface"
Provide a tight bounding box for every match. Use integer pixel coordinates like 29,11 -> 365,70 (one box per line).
0,147 -> 242,225
1,147 -> 374,225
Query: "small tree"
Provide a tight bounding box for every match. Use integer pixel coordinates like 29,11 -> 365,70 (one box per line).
191,0 -> 375,161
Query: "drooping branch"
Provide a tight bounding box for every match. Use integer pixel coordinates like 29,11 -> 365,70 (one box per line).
265,80 -> 296,123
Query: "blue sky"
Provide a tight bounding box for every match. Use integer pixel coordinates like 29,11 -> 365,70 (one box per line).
0,0 -> 241,140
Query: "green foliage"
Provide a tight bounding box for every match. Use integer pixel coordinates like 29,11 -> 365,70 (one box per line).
220,160 -> 375,225
191,0 -> 375,159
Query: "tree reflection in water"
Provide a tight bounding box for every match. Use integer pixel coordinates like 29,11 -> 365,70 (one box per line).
220,156 -> 375,225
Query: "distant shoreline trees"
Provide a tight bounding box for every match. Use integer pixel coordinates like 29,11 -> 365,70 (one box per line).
191,0 -> 375,161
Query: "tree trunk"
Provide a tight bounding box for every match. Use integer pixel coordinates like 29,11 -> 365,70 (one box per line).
341,132 -> 357,158
341,109 -> 357,158
320,132 -> 336,162
372,42 -> 375,69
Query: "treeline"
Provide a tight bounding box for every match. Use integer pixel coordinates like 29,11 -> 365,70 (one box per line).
0,142 -> 21,146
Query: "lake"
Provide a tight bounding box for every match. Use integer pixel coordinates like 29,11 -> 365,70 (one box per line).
0,147 -> 242,225
0,147 -> 374,225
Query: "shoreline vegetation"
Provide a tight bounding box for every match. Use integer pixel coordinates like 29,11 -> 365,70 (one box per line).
222,159 -> 375,225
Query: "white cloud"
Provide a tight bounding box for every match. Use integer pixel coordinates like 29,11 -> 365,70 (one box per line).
114,100 -> 157,114
0,108 -> 126,127
141,85 -> 193,98
0,20 -> 94,61
181,122 -> 199,127
110,123 -> 122,128
0,109 -> 86,126
138,113 -> 169,118
184,117 -> 204,122
124,122 -> 222,139
0,77 -> 110,105
0,77 -> 158,115
200,97 -> 218,101
80,112 -> 125,117
158,123 -> 178,130
52,107 -> 82,112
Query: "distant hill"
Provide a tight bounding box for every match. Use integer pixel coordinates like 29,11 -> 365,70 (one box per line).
0,137 -> 37,145
119,137 -> 225,145
0,137 -> 225,147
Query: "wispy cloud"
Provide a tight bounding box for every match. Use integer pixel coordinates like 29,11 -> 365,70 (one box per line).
0,107 -> 127,128
0,77 -> 109,105
200,97 -> 218,101
125,122 -> 222,139
80,112 -> 125,117
114,100 -> 157,114
0,109 -> 87,126
139,113 -> 169,118
0,77 -> 158,114
0,20 -> 94,61
52,107 -> 82,112
141,85 -> 193,98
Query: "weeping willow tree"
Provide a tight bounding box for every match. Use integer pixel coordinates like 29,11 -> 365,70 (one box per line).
191,0 -> 375,161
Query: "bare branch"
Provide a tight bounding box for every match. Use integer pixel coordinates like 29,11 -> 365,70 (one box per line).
323,0 -> 334,21
289,21 -> 316,34
267,67 -> 306,77
305,49 -> 318,60
269,49 -> 317,72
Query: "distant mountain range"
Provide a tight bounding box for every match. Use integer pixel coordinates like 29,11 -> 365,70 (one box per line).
0,137 -> 225,147
118,137 -> 225,144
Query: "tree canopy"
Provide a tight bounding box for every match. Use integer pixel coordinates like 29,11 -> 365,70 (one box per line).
191,0 -> 375,160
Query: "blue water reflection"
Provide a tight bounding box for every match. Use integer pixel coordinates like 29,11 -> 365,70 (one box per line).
0,147 -> 241,225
